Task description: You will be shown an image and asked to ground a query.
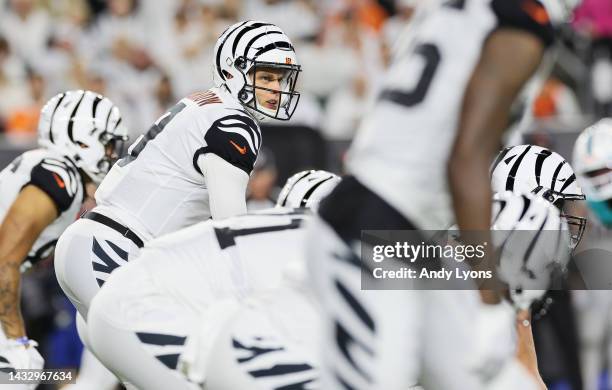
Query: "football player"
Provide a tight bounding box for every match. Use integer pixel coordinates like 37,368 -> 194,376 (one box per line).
85,171 -> 339,390
54,21 -> 302,323
0,90 -> 126,381
573,119 -> 612,231
491,144 -> 587,250
491,143 -> 589,388
203,191 -> 568,390
571,119 -> 612,389
306,0 -> 576,389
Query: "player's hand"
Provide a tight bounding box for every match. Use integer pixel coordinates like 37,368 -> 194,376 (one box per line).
0,338 -> 45,389
468,300 -> 516,382
2,338 -> 44,369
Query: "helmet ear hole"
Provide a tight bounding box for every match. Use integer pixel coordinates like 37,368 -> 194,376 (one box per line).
235,57 -> 247,70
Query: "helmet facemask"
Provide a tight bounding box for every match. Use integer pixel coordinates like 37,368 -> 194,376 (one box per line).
72,118 -> 129,184
98,130 -> 129,170
237,58 -> 301,121
531,186 -> 587,250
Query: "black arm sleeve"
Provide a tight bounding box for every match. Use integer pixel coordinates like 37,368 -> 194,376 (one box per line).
195,114 -> 261,175
27,160 -> 78,213
491,0 -> 555,48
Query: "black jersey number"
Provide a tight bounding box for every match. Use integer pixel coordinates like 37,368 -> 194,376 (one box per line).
215,218 -> 303,249
118,102 -> 187,167
379,43 -> 441,108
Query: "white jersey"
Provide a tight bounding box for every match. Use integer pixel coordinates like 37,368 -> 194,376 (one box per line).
348,0 -> 554,229
95,87 -> 262,241
0,148 -> 84,262
138,207 -> 309,311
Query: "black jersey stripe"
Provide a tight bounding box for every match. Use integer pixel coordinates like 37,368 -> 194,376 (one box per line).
248,363 -> 313,378
215,113 -> 261,150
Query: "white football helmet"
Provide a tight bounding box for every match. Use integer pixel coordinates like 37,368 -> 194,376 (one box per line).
38,90 -> 128,184
276,170 -> 341,210
573,118 -> 612,227
491,144 -> 586,249
492,191 -> 570,310
213,20 -> 301,122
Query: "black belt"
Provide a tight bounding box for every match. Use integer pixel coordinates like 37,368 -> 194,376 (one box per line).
82,211 -> 144,248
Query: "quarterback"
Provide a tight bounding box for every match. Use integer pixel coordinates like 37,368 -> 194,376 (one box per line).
54,20 -> 302,323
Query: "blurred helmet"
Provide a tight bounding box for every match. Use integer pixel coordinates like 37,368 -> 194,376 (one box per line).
38,90 -> 128,184
573,118 -> 612,227
213,20 -> 302,122
276,170 -> 341,210
491,144 -> 586,249
491,191 -> 570,310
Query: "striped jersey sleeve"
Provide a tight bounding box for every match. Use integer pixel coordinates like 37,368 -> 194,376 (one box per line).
28,157 -> 81,213
199,109 -> 262,175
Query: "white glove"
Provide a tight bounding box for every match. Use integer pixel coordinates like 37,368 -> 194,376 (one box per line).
468,301 -> 516,383
0,338 -> 45,390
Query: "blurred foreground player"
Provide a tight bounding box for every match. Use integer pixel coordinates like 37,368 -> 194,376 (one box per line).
307,0 -> 575,389
86,171 -> 339,390
203,191 -> 569,390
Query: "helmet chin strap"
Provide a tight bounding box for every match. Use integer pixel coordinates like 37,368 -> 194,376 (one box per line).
239,87 -> 276,122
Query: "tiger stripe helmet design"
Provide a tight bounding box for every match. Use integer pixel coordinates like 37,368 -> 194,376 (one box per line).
276,170 -> 341,210
491,144 -> 586,249
491,191 -> 570,310
213,21 -> 301,122
38,90 -> 128,184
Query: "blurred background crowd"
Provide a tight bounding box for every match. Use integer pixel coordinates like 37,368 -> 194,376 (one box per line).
0,0 -> 611,389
